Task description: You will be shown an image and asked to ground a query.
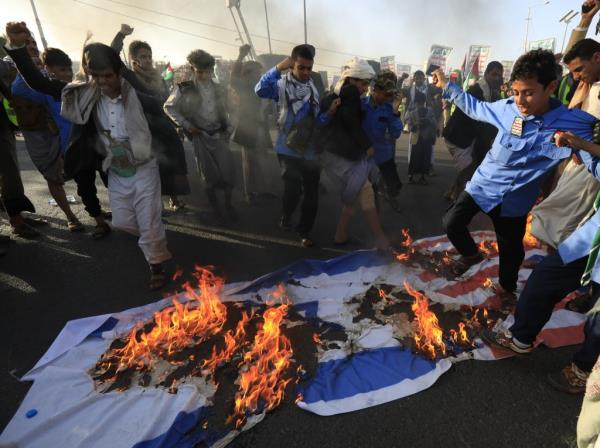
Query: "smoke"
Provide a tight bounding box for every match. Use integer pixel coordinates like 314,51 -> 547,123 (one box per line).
0,0 -> 531,70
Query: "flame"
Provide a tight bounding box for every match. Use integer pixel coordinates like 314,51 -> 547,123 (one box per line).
396,253 -> 410,262
396,228 -> 416,262
100,267 -> 227,375
267,283 -> 289,305
201,311 -> 252,374
404,281 -> 446,359
441,251 -> 453,266
483,278 -> 494,289
478,240 -> 499,256
312,333 -> 321,344
401,228 -> 413,249
523,214 -> 539,247
228,304 -> 293,428
172,268 -> 183,281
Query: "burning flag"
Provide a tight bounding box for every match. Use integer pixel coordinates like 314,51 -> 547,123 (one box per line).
1,231 -> 586,447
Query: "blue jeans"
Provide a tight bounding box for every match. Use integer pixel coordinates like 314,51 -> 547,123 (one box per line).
510,252 -> 600,372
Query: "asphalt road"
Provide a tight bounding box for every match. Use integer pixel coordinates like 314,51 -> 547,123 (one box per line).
0,135 -> 582,448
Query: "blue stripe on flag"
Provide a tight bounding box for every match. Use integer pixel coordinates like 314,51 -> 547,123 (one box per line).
133,407 -> 212,448
298,346 -> 437,403
88,316 -> 119,338
237,250 -> 389,294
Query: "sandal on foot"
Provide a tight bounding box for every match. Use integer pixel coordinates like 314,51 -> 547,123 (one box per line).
68,220 -> 85,232
91,223 -> 111,240
547,363 -> 589,394
149,269 -> 169,290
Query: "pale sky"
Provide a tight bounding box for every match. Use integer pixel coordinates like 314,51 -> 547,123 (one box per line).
0,0 -> 593,74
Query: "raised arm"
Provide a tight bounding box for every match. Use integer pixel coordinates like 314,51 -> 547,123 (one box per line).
255,57 -> 293,101
564,0 -> 600,54
432,68 -> 505,129
4,22 -> 65,100
110,24 -> 133,54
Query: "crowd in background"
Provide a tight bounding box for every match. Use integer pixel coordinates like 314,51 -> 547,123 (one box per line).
2,1 -> 600,445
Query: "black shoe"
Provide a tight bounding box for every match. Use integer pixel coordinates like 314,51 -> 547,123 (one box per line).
280,216 -> 292,231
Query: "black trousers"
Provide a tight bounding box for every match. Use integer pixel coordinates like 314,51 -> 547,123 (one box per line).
377,159 -> 402,198
510,253 -> 600,372
277,154 -> 320,236
442,191 -> 527,292
0,125 -> 35,217
72,167 -> 108,219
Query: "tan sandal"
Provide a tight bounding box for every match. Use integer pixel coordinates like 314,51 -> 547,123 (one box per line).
68,220 -> 85,232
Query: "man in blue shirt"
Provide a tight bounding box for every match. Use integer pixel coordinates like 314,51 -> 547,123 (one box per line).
10,47 -> 82,231
480,127 -> 600,394
362,71 -> 403,211
432,50 -> 599,298
255,45 -> 322,247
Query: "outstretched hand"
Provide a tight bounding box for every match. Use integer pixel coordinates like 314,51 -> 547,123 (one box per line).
431,68 -> 448,89
238,44 -> 252,59
5,21 -> 32,48
580,0 -> 600,26
120,24 -> 134,36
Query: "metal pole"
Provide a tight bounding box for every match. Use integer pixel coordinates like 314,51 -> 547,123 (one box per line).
234,5 -> 257,59
229,8 -> 245,45
29,0 -> 48,50
561,22 -> 569,53
523,6 -> 532,53
303,0 -> 307,44
263,0 -> 272,53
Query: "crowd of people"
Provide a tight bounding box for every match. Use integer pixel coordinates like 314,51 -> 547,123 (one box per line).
2,1 -> 600,445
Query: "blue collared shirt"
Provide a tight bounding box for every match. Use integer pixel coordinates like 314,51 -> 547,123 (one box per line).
559,209 -> 600,283
12,74 -> 72,153
443,82 -> 599,217
255,67 -> 324,160
361,97 -> 403,165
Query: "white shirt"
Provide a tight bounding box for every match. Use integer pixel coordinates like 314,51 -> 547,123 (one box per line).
95,94 -> 129,147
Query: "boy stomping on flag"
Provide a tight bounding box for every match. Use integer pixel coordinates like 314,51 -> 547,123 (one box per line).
480,128 -> 600,394
432,50 -> 600,299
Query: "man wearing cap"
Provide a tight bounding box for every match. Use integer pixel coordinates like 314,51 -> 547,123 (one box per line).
362,71 -> 404,211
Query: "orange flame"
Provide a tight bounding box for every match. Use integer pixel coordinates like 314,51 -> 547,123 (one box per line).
172,268 -> 183,281
396,253 -> 410,262
523,214 -> 539,247
101,267 -> 227,374
441,251 -> 453,266
312,333 -> 321,344
404,281 -> 446,359
267,283 -> 290,306
478,240 -> 499,256
483,278 -> 494,289
202,311 -> 252,374
401,228 -> 414,249
228,304 -> 293,428
396,228 -> 416,262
